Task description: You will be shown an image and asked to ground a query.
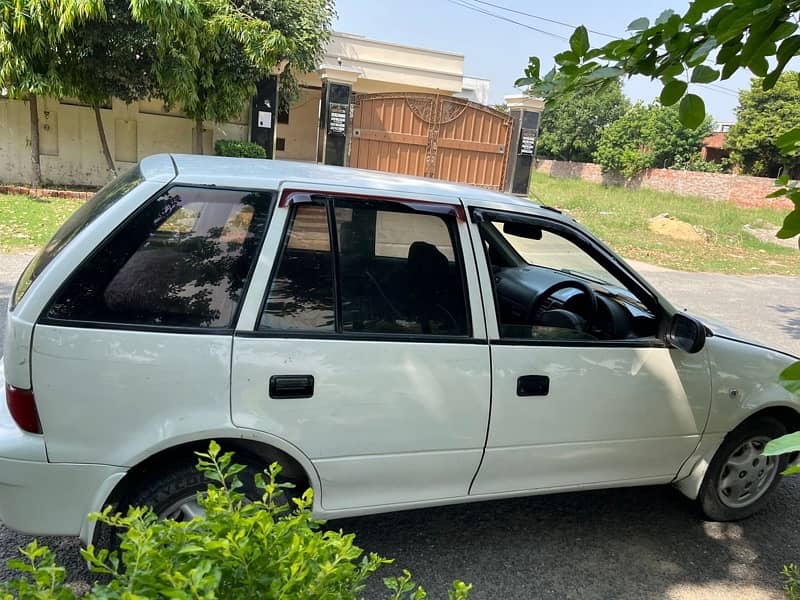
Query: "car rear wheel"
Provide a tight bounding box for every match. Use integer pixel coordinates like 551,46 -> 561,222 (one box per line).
93,454 -> 272,550
698,417 -> 788,521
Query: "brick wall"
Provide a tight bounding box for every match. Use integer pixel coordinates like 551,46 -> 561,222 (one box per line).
534,159 -> 794,211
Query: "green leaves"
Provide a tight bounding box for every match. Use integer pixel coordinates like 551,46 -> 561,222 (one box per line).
690,65 -> 719,83
570,26 -> 590,58
678,93 -> 706,128
2,442 -> 472,600
660,79 -> 687,106
777,208 -> 800,239
627,17 -> 649,32
764,430 -> 800,456
780,360 -> 800,395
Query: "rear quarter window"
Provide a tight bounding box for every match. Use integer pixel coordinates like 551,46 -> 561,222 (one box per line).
11,167 -> 143,309
45,186 -> 273,329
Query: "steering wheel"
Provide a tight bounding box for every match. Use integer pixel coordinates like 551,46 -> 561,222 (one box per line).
528,280 -> 599,333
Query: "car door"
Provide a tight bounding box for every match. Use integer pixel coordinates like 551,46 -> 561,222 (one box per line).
231,189 -> 490,512
466,207 -> 712,496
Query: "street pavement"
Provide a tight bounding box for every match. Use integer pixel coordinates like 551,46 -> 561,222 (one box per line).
0,252 -> 799,599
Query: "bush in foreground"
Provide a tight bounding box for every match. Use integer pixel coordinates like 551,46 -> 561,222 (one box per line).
0,442 -> 471,599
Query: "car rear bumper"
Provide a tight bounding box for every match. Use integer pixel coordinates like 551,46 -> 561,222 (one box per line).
0,363 -> 125,537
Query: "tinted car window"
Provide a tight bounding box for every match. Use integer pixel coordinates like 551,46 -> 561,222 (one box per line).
260,199 -> 469,337
12,166 -> 142,308
260,204 -> 335,331
336,202 -> 468,335
47,187 -> 272,328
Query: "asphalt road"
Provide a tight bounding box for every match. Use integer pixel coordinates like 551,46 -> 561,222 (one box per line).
1,253 -> 799,599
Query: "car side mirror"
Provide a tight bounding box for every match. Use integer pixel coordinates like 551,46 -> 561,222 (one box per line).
666,313 -> 706,354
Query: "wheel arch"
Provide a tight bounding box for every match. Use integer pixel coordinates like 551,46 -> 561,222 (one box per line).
674,404 -> 800,501
79,435 -> 319,545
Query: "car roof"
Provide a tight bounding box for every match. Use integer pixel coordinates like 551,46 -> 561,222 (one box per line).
164,153 -> 544,213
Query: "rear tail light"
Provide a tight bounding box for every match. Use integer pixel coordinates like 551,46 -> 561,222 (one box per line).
5,384 -> 42,434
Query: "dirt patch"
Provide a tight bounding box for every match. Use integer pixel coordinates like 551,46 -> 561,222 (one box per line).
648,214 -> 705,242
743,224 -> 799,250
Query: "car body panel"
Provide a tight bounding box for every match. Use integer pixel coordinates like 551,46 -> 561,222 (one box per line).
0,155 -> 798,540
471,345 -> 711,494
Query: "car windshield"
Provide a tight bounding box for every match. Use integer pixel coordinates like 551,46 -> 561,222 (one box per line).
11,167 -> 143,309
489,221 -> 623,288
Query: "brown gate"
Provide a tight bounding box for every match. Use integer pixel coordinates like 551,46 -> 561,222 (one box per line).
350,93 -> 512,190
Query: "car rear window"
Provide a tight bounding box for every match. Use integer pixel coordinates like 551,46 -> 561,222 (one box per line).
46,186 -> 273,329
11,167 -> 143,309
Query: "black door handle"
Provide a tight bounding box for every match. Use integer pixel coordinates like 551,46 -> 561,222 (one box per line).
269,375 -> 314,399
517,375 -> 550,397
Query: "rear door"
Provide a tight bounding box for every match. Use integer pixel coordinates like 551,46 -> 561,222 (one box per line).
231,190 -> 490,512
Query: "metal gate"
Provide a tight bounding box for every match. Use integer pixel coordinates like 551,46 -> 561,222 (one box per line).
350,93 -> 512,190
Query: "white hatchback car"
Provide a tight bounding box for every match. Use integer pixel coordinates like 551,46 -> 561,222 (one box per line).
2,154 -> 798,546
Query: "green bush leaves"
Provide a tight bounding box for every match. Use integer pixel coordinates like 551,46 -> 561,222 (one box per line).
0,442 -> 472,600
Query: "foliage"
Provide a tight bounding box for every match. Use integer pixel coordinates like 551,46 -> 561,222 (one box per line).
0,0 -> 106,185
537,80 -> 629,163
0,442 -> 471,599
670,154 -> 725,173
515,1 -> 800,242
785,563 -> 800,600
130,0 -> 289,153
234,0 -> 335,111
593,102 -> 711,178
59,0 -> 158,108
215,139 -> 267,158
725,72 -> 800,178
0,0 -> 105,99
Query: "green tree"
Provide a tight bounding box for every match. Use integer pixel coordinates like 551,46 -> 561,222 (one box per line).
0,0 -> 105,186
537,80 -> 628,163
60,0 -> 159,175
235,0 -> 335,112
726,72 -> 800,178
515,0 -> 800,240
594,101 -> 711,177
131,0 -> 290,155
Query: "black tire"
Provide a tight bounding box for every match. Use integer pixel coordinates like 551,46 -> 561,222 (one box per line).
698,417 -> 789,521
92,454 -> 267,551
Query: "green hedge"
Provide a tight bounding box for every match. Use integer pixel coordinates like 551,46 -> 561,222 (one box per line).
214,139 -> 267,159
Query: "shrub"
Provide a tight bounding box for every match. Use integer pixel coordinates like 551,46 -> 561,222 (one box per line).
214,140 -> 267,159
0,442 -> 471,599
594,102 -> 712,178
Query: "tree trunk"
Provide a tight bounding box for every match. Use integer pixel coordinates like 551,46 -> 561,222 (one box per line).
94,105 -> 116,176
28,95 -> 42,188
194,118 -> 204,155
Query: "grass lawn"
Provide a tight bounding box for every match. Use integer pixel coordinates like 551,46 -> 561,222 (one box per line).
0,194 -> 83,253
530,172 -> 800,276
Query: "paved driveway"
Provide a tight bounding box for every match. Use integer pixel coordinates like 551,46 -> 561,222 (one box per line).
0,253 -> 799,599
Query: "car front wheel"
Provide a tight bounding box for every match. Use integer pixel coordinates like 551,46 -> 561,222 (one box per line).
698,417 -> 789,521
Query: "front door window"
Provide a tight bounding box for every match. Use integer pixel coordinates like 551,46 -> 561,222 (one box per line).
479,219 -> 658,341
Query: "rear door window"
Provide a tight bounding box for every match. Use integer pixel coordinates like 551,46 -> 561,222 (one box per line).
45,187 -> 273,329
259,197 -> 469,337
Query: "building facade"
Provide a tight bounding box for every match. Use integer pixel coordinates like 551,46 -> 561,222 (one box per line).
0,32 -> 491,187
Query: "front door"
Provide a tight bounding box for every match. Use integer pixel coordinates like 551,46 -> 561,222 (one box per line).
231,190 -> 490,512
467,209 -> 712,496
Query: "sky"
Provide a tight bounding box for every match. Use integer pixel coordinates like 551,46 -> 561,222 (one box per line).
334,0 -> 755,124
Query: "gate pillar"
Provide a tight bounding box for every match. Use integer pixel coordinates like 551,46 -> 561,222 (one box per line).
317,67 -> 360,166
503,94 -> 544,196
